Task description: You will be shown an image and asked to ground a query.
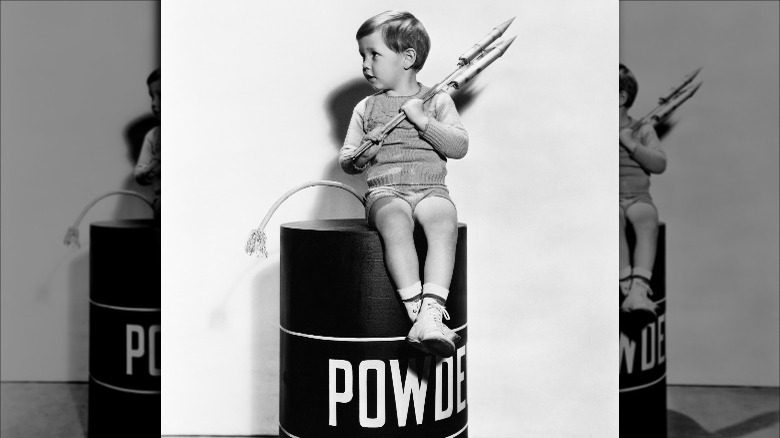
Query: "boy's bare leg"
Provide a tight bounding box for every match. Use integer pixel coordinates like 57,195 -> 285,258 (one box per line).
413,196 -> 458,289
369,197 -> 420,289
406,196 -> 460,356
619,207 -> 632,295
621,201 -> 659,314
626,201 -> 659,275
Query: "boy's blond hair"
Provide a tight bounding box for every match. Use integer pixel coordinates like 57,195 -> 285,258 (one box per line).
356,11 -> 430,71
620,64 -> 638,108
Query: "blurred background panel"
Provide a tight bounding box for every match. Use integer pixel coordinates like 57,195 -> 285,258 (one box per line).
1,0 -> 160,383
621,0 -> 779,388
2,2 -> 159,436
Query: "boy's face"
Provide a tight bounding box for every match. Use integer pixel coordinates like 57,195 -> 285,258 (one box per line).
358,30 -> 406,91
149,79 -> 161,119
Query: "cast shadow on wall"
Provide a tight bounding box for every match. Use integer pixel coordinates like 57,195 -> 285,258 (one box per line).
654,118 -> 677,141
311,77 -> 481,221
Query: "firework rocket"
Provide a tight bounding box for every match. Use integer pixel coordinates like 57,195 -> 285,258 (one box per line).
458,17 -> 516,65
636,68 -> 703,127
450,37 -> 516,88
658,67 -> 701,105
352,18 -> 517,160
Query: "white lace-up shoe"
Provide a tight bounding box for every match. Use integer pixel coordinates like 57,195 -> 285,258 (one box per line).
620,279 -> 657,316
406,301 -> 458,357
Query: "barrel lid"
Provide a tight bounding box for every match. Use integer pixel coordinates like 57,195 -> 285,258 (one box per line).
90,219 -> 158,230
282,218 -> 466,231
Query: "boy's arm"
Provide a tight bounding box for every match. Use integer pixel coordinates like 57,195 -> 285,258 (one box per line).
134,130 -> 159,185
339,99 -> 371,174
621,123 -> 667,174
418,92 -> 469,159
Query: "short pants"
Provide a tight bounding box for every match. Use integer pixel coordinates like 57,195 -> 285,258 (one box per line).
364,185 -> 454,219
619,192 -> 654,214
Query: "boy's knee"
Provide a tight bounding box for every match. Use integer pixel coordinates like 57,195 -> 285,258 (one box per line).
424,215 -> 458,243
381,210 -> 413,230
374,205 -> 413,234
632,216 -> 658,234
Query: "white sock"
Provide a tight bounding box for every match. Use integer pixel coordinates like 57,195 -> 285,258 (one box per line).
632,267 -> 652,283
620,266 -> 632,296
422,283 -> 449,308
398,282 -> 422,322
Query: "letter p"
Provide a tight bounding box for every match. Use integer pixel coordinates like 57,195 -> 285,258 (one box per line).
126,324 -> 145,375
329,359 -> 353,426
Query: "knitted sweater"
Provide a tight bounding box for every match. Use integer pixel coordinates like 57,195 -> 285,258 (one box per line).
620,119 -> 666,195
339,84 -> 468,188
135,126 -> 161,195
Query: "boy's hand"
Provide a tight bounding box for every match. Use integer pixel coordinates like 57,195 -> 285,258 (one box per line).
363,126 -> 385,148
149,158 -> 161,177
619,127 -> 638,153
139,160 -> 160,181
400,99 -> 429,132
353,126 -> 384,168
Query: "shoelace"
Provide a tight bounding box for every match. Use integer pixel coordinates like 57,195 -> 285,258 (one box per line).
619,279 -> 632,296
427,302 -> 451,330
635,281 -> 654,298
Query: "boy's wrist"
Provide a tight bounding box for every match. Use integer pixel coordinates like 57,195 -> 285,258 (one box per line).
351,155 -> 369,170
411,115 -> 429,133
620,136 -> 637,153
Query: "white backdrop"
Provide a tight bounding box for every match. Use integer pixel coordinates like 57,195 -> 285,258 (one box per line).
162,1 -> 617,436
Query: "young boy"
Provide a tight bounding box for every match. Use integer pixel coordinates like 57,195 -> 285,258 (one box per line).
619,64 -> 667,314
135,68 -> 161,221
339,11 -> 468,356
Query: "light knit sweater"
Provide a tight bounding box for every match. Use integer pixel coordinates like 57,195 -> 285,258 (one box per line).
339,84 -> 468,188
135,126 -> 161,195
620,119 -> 666,195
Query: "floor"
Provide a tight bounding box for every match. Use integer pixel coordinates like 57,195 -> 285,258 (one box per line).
666,386 -> 780,438
1,383 -> 778,437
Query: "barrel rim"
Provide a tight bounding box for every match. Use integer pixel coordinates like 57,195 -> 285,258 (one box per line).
619,374 -> 667,393
89,375 -> 160,395
279,420 -> 469,438
89,299 -> 161,312
280,323 -> 468,342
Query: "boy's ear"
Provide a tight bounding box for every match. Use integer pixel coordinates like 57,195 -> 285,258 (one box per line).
402,48 -> 417,70
619,90 -> 627,107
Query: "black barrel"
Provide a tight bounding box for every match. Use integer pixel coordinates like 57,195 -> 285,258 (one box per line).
280,219 -> 468,438
620,223 -> 667,437
88,219 -> 160,437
